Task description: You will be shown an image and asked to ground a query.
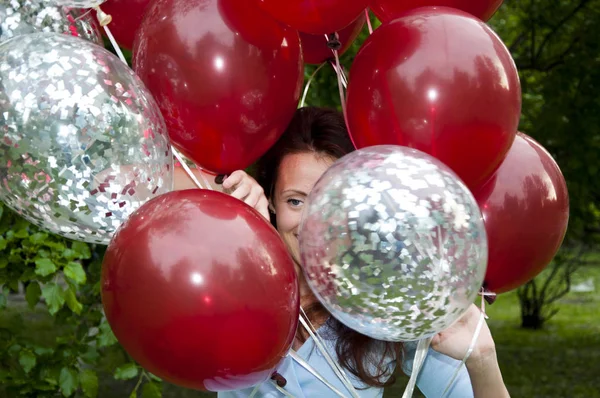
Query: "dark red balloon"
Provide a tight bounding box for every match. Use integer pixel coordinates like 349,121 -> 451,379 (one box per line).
474,133 -> 569,294
101,0 -> 151,49
346,7 -> 521,189
300,14 -> 366,65
101,190 -> 299,391
370,0 -> 503,22
133,0 -> 303,174
258,0 -> 369,35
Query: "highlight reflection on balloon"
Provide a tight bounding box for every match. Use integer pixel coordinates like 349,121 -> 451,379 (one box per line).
0,33 -> 173,244
300,145 -> 488,341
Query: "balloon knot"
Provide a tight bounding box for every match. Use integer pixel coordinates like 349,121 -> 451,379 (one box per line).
94,7 -> 112,26
327,33 -> 342,51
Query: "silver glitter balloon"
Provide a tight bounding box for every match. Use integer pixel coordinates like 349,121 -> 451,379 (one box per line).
299,145 -> 487,342
0,33 -> 173,244
0,0 -> 102,45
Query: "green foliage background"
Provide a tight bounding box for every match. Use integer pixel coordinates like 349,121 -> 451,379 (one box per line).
1,0 -> 599,396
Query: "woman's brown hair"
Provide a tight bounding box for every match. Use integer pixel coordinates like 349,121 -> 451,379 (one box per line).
256,106 -> 402,388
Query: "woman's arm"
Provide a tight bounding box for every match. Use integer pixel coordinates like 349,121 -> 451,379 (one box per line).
431,304 -> 510,398
466,350 -> 509,398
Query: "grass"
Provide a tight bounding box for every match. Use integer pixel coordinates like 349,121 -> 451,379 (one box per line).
1,265 -> 599,397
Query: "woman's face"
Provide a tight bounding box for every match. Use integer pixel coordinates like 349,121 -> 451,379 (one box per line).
272,152 -> 334,269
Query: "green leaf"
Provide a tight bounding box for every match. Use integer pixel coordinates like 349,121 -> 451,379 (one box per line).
0,256 -> 7,269
79,369 -> 98,398
148,373 -> 162,382
0,236 -> 7,251
18,349 -> 36,373
114,363 -> 139,380
29,232 -> 48,244
59,367 -> 78,397
41,283 -> 65,315
35,258 -> 57,277
64,261 -> 86,285
97,319 -> 117,347
64,287 -> 83,315
25,282 -> 42,309
72,241 -> 91,259
129,391 -> 138,398
142,382 -> 162,398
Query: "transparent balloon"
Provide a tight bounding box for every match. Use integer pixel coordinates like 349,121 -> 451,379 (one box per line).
299,145 -> 488,341
0,33 -> 173,244
0,0 -> 102,45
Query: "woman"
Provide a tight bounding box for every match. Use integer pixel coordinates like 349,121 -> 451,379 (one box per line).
174,107 -> 509,397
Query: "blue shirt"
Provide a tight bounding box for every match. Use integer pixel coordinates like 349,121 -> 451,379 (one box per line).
218,322 -> 473,397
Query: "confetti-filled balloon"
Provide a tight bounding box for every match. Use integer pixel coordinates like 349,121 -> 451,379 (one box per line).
299,145 -> 487,341
0,33 -> 173,244
0,0 -> 102,45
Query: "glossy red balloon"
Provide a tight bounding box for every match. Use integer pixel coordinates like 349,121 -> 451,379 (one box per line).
101,190 -> 299,391
346,7 -> 521,189
474,133 -> 569,293
133,0 -> 303,174
101,0 -> 151,49
300,14 -> 366,65
370,0 -> 503,22
258,0 -> 369,35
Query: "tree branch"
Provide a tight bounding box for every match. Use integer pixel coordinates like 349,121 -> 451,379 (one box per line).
534,0 -> 592,60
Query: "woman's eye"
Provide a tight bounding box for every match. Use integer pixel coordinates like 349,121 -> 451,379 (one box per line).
287,198 -> 303,207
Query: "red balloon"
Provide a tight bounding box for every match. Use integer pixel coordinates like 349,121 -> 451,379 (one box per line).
258,0 -> 369,35
101,0 -> 151,49
346,7 -> 521,189
370,0 -> 503,22
134,0 -> 303,174
101,190 -> 299,391
300,14 -> 366,65
474,133 -> 569,293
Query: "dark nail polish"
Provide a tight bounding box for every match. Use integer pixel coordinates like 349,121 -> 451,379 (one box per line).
214,174 -> 226,184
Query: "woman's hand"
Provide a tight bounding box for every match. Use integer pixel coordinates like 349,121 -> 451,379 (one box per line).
221,170 -> 270,221
430,304 -> 495,364
431,304 -> 509,398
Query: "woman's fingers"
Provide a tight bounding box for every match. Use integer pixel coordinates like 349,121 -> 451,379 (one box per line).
220,170 -> 269,220
256,195 -> 270,220
222,170 -> 245,190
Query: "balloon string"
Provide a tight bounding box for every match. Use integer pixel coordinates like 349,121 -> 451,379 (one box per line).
94,7 -> 127,65
288,351 -> 347,397
272,381 -> 296,398
331,46 -> 356,149
440,289 -> 490,398
172,148 -> 207,190
298,309 -> 360,398
300,62 -> 327,108
247,384 -> 260,398
402,337 -> 432,398
365,9 -> 373,35
94,6 -> 211,192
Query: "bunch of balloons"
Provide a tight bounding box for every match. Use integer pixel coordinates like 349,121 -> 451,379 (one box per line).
0,0 -> 570,391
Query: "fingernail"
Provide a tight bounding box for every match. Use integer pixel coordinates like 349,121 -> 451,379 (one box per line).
215,174 -> 226,184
